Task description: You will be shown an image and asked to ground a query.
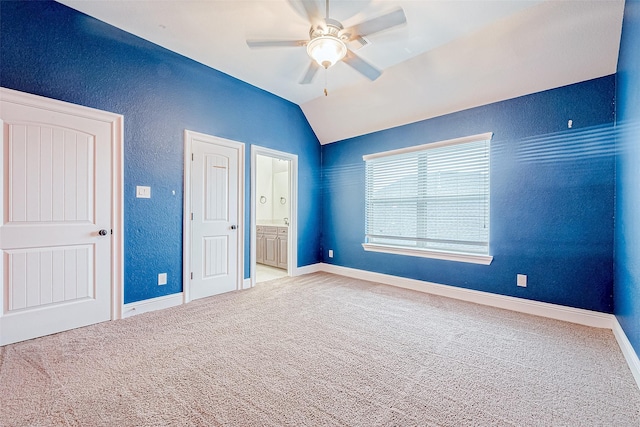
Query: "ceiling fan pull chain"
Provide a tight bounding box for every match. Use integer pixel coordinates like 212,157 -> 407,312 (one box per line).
324,67 -> 328,96
326,0 -> 329,19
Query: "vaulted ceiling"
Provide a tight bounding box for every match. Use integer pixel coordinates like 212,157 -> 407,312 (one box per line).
57,0 -> 624,144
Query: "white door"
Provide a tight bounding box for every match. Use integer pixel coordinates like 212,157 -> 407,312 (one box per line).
188,132 -> 242,300
0,89 -> 118,346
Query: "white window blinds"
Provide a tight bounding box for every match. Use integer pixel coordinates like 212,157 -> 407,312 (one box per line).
364,133 -> 491,256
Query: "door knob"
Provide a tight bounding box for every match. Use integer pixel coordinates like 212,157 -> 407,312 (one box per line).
98,229 -> 108,236
230,225 -> 237,230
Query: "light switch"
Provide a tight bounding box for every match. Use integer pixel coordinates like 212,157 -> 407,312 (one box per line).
136,186 -> 151,198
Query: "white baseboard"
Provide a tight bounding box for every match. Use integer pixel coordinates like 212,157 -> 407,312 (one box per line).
242,278 -> 251,290
123,293 -> 184,318
293,263 -> 323,276
319,263 -> 613,329
613,318 -> 640,390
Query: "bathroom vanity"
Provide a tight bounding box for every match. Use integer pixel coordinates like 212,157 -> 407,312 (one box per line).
256,225 -> 288,270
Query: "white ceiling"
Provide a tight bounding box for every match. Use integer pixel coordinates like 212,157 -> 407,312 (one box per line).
57,0 -> 624,144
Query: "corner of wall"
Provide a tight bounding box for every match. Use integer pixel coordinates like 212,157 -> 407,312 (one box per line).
613,317 -> 640,390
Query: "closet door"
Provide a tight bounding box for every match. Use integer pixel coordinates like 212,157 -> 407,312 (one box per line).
0,89 -> 119,345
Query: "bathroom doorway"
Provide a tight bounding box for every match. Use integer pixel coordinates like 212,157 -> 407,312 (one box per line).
250,146 -> 298,286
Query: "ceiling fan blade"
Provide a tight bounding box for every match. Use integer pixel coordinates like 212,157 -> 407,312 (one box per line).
343,50 -> 382,81
344,7 -> 406,40
299,61 -> 320,84
246,40 -> 307,49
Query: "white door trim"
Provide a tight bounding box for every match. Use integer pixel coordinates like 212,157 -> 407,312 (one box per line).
0,87 -> 124,324
183,130 -> 244,303
250,145 -> 298,288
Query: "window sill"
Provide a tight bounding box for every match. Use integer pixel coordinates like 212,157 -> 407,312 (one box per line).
361,243 -> 493,265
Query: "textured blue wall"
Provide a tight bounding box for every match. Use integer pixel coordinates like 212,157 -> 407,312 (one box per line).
0,0 -> 321,303
322,76 -> 616,313
0,1 -> 624,318
615,0 -> 640,359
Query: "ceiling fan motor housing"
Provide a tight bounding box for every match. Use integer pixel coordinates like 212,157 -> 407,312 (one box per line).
307,18 -> 349,69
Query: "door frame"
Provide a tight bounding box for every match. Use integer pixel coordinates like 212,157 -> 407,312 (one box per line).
0,87 -> 124,325
183,130 -> 245,303
250,145 -> 298,288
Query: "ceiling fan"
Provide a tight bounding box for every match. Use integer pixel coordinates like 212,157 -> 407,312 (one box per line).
246,0 -> 407,84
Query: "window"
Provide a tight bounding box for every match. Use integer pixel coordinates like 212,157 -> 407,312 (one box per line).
363,132 -> 493,265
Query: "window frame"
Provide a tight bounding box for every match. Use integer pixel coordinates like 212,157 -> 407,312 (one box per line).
362,132 -> 493,265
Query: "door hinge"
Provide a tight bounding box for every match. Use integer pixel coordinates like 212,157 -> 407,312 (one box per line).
192,153 -> 194,161
190,272 -> 193,280
191,212 -> 194,220
111,229 -> 113,235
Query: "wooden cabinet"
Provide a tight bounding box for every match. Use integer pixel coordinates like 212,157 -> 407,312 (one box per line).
263,227 -> 278,267
256,226 -> 265,264
257,225 -> 287,270
277,227 -> 288,269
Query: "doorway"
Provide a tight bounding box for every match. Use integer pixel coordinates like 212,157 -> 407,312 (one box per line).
250,146 -> 297,286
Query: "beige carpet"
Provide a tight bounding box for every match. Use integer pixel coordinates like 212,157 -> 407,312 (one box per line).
1,272 -> 639,426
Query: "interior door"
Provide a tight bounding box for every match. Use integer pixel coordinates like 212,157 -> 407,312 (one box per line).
189,133 -> 242,300
0,90 -> 115,345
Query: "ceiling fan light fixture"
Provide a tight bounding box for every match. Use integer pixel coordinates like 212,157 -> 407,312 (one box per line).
306,35 -> 347,69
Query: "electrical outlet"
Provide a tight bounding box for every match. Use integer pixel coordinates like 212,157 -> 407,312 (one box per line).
517,274 -> 527,288
328,249 -> 334,258
136,185 -> 151,198
158,273 -> 167,286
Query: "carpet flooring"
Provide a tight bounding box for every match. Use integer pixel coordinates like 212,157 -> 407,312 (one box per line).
1,272 -> 639,426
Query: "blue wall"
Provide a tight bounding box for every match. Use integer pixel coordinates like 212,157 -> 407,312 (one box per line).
0,1 -> 627,320
0,0 -> 322,303
615,0 -> 640,360
322,76 -> 616,313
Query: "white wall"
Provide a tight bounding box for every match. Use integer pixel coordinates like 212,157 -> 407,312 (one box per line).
256,155 -> 273,222
256,155 -> 289,224
273,170 -> 289,220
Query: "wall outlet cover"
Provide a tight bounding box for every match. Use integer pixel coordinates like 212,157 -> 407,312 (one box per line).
517,274 -> 527,287
136,186 -> 151,198
158,273 -> 167,286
